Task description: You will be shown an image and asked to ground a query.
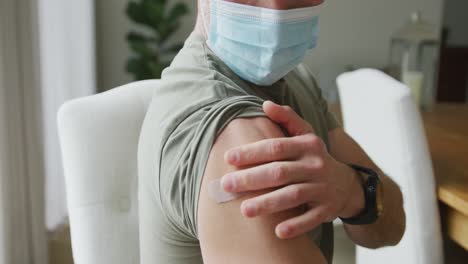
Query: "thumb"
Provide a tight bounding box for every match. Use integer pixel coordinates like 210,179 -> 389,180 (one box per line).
262,100 -> 314,137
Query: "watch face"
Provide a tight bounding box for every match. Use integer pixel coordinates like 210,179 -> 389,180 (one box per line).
376,180 -> 384,216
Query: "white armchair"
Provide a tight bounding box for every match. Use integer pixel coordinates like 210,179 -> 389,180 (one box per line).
57,80 -> 159,263
337,69 -> 443,264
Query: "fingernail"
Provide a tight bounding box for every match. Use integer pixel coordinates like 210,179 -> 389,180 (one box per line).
221,175 -> 234,192
227,150 -> 239,163
277,225 -> 291,238
243,202 -> 257,217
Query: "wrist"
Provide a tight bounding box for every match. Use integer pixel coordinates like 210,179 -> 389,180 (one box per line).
339,165 -> 365,218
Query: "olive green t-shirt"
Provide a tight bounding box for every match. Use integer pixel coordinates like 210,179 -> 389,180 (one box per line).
138,32 -> 341,264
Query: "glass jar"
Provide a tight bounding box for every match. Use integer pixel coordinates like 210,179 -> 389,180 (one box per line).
389,12 -> 439,110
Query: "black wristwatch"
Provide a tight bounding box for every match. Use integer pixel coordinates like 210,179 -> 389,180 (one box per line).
339,164 -> 383,225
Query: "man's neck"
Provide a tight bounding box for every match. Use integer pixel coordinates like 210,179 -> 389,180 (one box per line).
194,15 -> 208,39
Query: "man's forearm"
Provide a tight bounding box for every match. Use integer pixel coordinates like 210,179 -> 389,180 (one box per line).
343,171 -> 406,248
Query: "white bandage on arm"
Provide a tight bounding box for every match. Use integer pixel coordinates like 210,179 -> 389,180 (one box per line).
208,179 -> 246,203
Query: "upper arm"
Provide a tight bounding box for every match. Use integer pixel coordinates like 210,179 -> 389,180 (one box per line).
197,117 -> 326,264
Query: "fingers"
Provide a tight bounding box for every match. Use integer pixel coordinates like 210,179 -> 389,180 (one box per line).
275,206 -> 328,239
262,100 -> 315,136
225,133 -> 321,167
221,159 -> 324,192
240,183 -> 324,218
224,137 -> 303,166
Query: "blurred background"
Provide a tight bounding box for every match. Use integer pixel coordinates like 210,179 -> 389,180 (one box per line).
0,0 -> 467,263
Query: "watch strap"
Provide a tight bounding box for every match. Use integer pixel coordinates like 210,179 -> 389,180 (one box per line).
339,164 -> 380,225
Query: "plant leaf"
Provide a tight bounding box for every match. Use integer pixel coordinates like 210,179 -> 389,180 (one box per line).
148,0 -> 167,6
126,57 -> 150,80
126,31 -> 149,42
129,40 -> 156,58
158,21 -> 180,44
127,56 -> 165,80
166,2 -> 189,22
125,0 -> 190,81
142,0 -> 165,32
163,43 -> 184,54
148,60 -> 167,79
126,2 -> 150,26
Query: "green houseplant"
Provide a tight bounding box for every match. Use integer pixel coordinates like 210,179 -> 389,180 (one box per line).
125,0 -> 189,80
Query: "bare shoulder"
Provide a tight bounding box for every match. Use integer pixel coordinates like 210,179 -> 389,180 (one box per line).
197,116 -> 326,264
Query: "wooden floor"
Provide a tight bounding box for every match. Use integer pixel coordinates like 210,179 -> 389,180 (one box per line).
48,224 -> 73,264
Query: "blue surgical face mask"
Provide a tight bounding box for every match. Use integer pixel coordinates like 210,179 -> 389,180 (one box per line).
205,0 -> 322,86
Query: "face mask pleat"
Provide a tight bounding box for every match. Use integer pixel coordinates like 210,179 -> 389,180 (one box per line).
209,35 -> 310,69
212,10 -> 319,49
213,43 -> 306,85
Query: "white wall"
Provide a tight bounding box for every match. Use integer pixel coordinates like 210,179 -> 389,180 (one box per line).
442,0 -> 468,46
96,0 -> 443,99
305,0 -> 443,101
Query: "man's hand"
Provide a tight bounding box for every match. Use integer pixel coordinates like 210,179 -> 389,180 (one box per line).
220,100 -> 365,239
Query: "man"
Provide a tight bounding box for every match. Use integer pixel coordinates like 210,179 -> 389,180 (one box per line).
138,0 -> 405,263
